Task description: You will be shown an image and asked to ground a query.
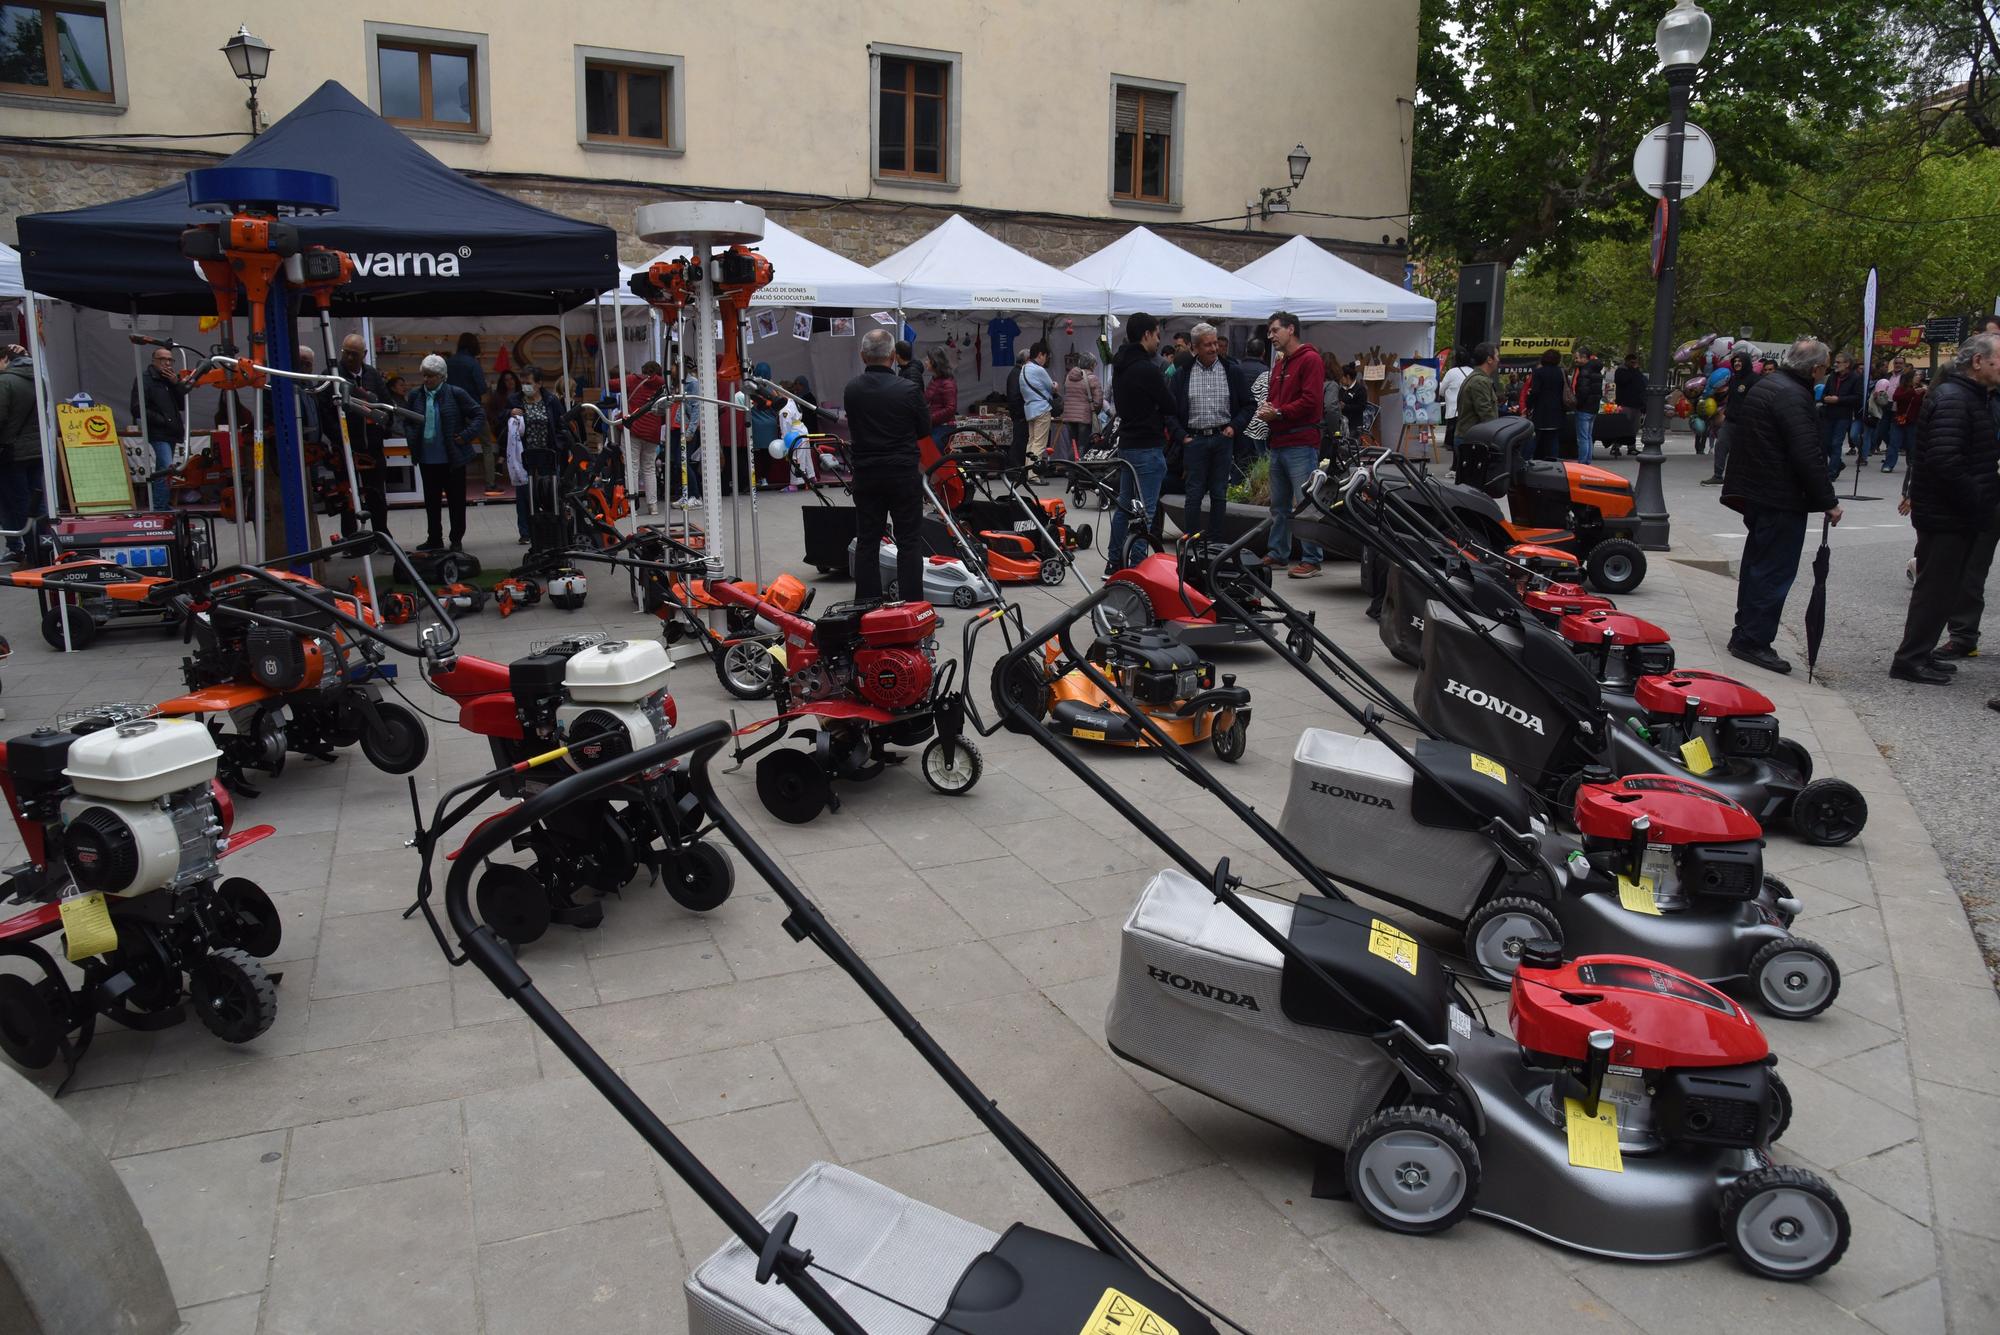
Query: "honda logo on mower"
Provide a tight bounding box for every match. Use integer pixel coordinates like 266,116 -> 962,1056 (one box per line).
1443,679 -> 1545,735
1309,780 -> 1394,810
1146,965 -> 1261,1011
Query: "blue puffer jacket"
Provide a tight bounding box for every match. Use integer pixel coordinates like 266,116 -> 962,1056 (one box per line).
404,382 -> 485,467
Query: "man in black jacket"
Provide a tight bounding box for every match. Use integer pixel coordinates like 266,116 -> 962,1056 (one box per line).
131,346 -> 189,509
1105,312 -> 1177,571
1890,333 -> 2000,683
1819,351 -> 1862,479
1720,338 -> 1844,674
324,333 -> 394,538
1571,346 -> 1605,464
844,328 -> 930,602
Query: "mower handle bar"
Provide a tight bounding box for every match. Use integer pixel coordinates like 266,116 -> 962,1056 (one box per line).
131,333 -> 426,427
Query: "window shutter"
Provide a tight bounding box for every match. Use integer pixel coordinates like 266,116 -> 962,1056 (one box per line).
1115,86 -> 1141,134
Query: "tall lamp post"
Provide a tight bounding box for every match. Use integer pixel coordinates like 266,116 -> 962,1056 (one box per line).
1633,0 -> 1711,551
221,26 -> 273,137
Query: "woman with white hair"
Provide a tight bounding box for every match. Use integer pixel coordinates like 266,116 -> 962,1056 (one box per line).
404,352 -> 486,552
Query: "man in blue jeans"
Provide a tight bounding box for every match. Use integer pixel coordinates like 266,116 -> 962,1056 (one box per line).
1720,338 -> 1844,673
1171,322 -> 1252,540
1258,311 -> 1327,577
131,345 -> 189,510
1818,350 -> 1861,480
1105,312 -> 1177,571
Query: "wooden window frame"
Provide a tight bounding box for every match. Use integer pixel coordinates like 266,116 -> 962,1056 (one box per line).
376,37 -> 479,133
877,55 -> 949,181
582,58 -> 671,147
1112,84 -> 1175,205
0,0 -> 115,103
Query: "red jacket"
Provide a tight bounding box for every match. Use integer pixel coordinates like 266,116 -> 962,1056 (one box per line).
621,373 -> 665,443
925,374 -> 958,428
1265,343 -> 1325,449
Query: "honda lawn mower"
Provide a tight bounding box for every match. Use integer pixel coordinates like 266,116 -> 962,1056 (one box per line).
406,721 -> 1232,1332
0,709 -> 281,1090
709,584 -> 980,824
420,632 -> 733,944
966,603 -> 1252,763
1094,535 -> 1316,657
991,604 -> 1851,1280
3,533 -> 458,795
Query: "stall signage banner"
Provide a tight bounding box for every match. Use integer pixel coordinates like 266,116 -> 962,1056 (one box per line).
1335,304 -> 1390,320
1499,336 -> 1577,358
1172,297 -> 1231,315
751,284 -> 820,307
969,292 -> 1044,309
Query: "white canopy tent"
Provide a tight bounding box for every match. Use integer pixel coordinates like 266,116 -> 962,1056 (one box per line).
1233,235 -> 1434,328
599,215 -> 901,311
871,215 -> 1106,315
0,242 -> 23,298
1063,227 -> 1279,321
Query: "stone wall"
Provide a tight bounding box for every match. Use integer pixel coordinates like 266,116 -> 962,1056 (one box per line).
3,144 -> 1407,284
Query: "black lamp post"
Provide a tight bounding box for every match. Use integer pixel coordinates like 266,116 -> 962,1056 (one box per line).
1633,0 -> 1711,550
221,25 -> 274,137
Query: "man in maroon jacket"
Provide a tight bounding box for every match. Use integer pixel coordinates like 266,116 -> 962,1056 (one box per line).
1256,311 -> 1327,577
620,361 -> 667,511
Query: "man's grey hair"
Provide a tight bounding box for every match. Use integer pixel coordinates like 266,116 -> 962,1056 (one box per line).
1781,339 -> 1830,373
1955,331 -> 2000,370
859,328 -> 895,363
1015,348 -> 1030,366
1188,321 -> 1218,342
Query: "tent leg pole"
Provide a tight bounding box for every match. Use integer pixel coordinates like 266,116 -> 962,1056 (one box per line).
22,292 -> 70,652
252,386 -> 267,561
558,300 -> 570,409
224,351 -> 248,566
694,243 -> 725,584
742,310 -> 762,590
612,283 -> 634,527
322,310 -> 377,611
127,300 -> 150,510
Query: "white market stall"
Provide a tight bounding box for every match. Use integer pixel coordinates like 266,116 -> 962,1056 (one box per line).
1063,227 -> 1280,324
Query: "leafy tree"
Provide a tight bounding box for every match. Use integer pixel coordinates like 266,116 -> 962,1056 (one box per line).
1895,0 -> 2000,151
1416,0 -> 1901,266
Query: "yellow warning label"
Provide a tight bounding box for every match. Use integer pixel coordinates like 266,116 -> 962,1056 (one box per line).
1615,874 -> 1661,916
1469,752 -> 1507,784
1078,1286 -> 1178,1335
1679,735 -> 1714,776
59,892 -> 119,962
1073,728 -> 1107,742
1367,919 -> 1420,975
1563,1097 -> 1625,1172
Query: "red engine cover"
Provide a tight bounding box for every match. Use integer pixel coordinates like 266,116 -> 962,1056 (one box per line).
1524,584 -> 1614,621
1574,773 -> 1763,844
1555,609 -> 1672,648
1510,953 -> 1769,1070
858,601 -> 939,648
854,647 -> 933,710
1112,554 -> 1214,623
1633,669 -> 1775,720
1505,542 -> 1580,568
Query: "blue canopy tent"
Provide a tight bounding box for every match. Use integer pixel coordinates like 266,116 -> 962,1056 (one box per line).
16,81 -> 619,560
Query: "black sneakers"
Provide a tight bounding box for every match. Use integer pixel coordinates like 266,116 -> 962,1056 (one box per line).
1729,644 -> 1792,674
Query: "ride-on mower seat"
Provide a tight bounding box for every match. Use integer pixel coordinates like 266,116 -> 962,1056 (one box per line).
1452,417 -> 1536,498
1408,737 -> 1537,834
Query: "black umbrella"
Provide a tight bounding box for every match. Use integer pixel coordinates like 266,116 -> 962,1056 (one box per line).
1804,516 -> 1832,682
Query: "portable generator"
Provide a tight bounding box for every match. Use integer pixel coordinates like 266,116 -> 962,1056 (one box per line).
28,512 -> 215,649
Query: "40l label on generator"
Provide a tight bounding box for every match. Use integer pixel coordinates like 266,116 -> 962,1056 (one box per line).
1078,1286 -> 1178,1335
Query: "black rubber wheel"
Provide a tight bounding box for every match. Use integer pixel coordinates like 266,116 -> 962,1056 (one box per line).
1749,937 -> 1840,1020
1584,538 -> 1646,595
1791,778 -> 1867,846
188,948 -> 278,1044
1211,715 -> 1249,763
1091,580 -> 1157,638
217,877 -> 283,958
717,638 -> 779,700
1346,1105 -> 1481,1235
991,655 -> 1051,736
1772,736 -> 1814,785
1769,1070 -> 1793,1144
476,862 -> 551,946
1073,522 -> 1094,551
358,700 -> 428,774
756,748 -> 831,825
1036,558 -> 1068,587
1464,895 -> 1563,985
951,584 -> 979,608
0,972 -> 60,1069
40,604 -> 98,651
1120,533 -> 1153,571
1285,620 -> 1314,663
1765,874 -> 1797,928
921,736 -> 982,795
1720,1165 -> 1850,1280
664,842 -> 735,913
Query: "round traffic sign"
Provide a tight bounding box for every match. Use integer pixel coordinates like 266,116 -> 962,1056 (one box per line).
1632,122 -> 1716,201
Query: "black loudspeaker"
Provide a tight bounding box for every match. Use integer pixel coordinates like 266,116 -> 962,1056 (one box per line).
1455,262 -> 1506,353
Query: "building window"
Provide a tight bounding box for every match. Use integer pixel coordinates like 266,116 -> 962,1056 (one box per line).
0,1 -> 114,102
877,54 -> 948,180
1113,84 -> 1175,204
377,38 -> 477,131
585,60 -> 668,145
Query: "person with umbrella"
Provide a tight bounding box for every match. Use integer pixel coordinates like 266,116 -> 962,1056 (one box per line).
1721,338 -> 1845,675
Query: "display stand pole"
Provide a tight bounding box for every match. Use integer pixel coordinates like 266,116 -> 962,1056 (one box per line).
741,308 -> 763,590
557,300 -> 570,408
316,308 -> 378,610
223,382 -> 250,563
699,248 -> 728,581
22,291 -> 72,652
612,282 -> 635,524
126,300 -> 149,506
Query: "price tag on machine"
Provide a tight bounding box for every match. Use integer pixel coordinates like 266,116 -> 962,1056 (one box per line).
1616,874 -> 1662,916
1367,919 -> 1420,975
59,891 -> 119,962
1469,752 -> 1507,784
1679,735 -> 1714,775
1077,1287 -> 1178,1335
1563,1098 -> 1625,1172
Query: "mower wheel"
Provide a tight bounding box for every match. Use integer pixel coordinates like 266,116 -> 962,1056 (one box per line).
921,736 -> 982,796
1073,522 -> 1094,551
189,948 -> 278,1044
0,971 -> 62,1070
476,863 -> 551,946
40,603 -> 99,651
717,639 -> 778,700
1772,737 -> 1814,785
1769,1070 -> 1793,1144
1720,1164 -> 1850,1280
1120,533 -> 1153,571
1791,778 -> 1867,845
1749,937 -> 1839,1020
1346,1105 -> 1481,1235
359,701 -> 429,775
1285,620 -> 1315,664
665,842 -> 735,913
991,655 -> 1051,736
1091,580 -> 1157,638
217,877 -> 283,958
1212,715 -> 1249,763
1764,874 -> 1797,928
1036,558 -> 1068,588
433,553 -> 468,585
1584,538 -> 1646,595
1464,896 -> 1562,985
757,749 -> 831,825
952,585 -> 979,609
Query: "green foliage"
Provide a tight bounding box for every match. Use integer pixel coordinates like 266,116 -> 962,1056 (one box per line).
1415,0 -> 1900,266
1228,454 -> 1271,506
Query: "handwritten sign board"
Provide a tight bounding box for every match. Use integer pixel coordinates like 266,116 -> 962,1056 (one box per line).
56,403 -> 134,513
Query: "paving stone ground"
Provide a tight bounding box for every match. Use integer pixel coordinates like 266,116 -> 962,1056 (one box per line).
3,484 -> 1995,1335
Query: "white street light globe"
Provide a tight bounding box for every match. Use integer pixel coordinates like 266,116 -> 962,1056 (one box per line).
1655,0 -> 1712,70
